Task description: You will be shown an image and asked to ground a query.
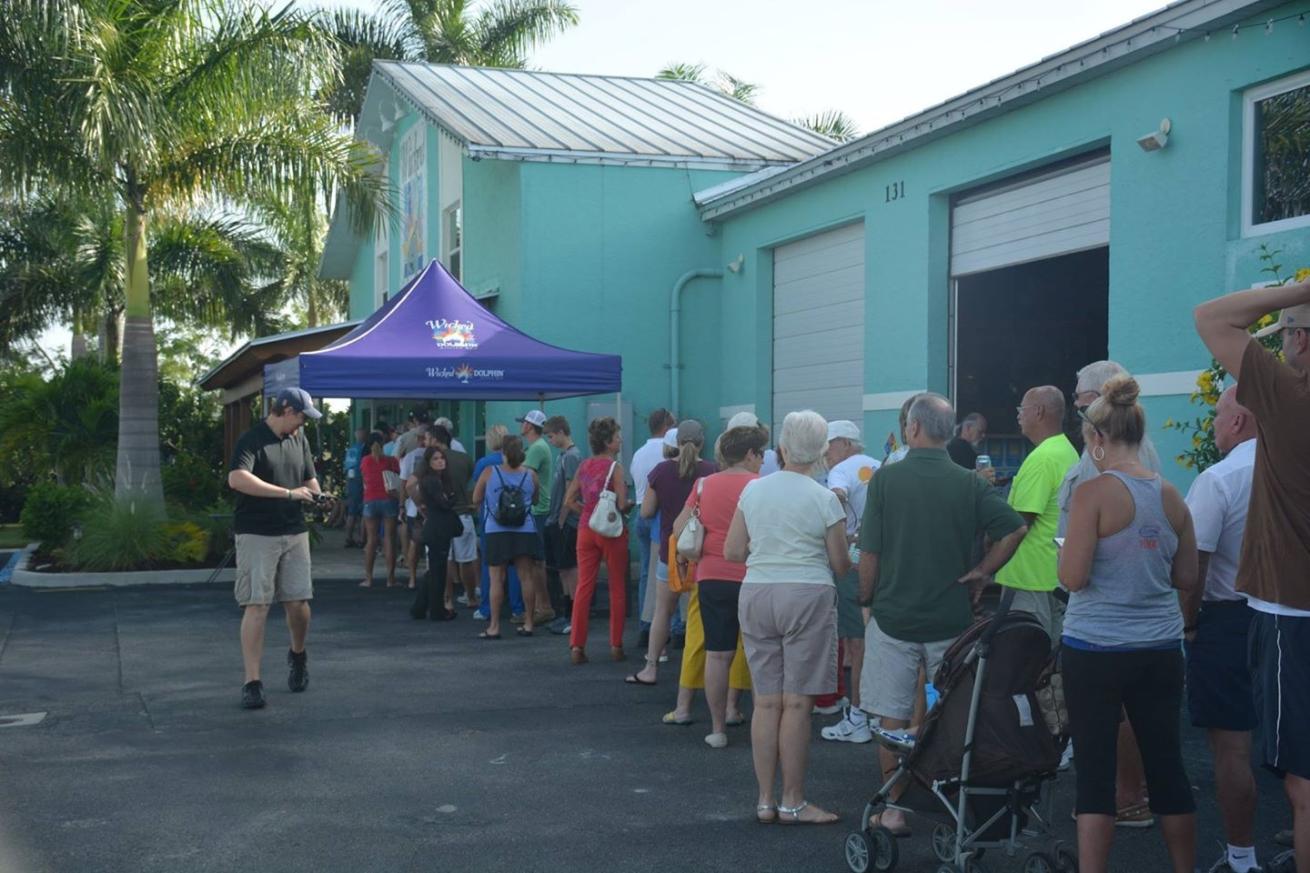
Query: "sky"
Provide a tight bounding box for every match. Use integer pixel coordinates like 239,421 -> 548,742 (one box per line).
36,0 -> 1170,362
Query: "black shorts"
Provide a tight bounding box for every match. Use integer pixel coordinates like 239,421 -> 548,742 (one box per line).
1184,600 -> 1256,731
545,523 -> 578,570
532,512 -> 549,561
698,580 -> 742,652
485,531 -> 542,566
1250,610 -> 1310,779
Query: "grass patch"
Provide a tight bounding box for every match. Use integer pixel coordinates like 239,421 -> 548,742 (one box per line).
0,524 -> 29,549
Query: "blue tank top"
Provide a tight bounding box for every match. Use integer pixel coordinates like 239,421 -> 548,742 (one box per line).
1062,471 -> 1183,649
483,466 -> 536,535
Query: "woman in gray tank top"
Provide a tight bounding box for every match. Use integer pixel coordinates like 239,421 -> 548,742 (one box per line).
1057,375 -> 1199,873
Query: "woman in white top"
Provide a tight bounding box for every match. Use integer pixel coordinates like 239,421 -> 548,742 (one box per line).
726,410 -> 851,825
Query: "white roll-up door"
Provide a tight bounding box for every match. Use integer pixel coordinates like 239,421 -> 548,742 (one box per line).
772,222 -> 865,432
951,154 -> 1110,276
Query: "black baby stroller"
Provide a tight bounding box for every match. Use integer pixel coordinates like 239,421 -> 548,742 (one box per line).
843,589 -> 1074,873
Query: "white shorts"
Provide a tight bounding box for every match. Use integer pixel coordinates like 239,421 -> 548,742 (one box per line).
449,515 -> 477,563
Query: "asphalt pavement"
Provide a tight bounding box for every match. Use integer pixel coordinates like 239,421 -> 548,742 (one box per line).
0,581 -> 1295,873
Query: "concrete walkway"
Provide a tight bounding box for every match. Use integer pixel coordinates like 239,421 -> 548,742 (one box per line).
0,581 -> 1294,873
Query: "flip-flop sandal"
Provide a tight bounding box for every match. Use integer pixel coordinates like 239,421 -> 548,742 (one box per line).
478,632 -> 501,640
661,711 -> 694,726
515,627 -> 534,637
726,714 -> 747,726
624,673 -> 657,686
778,801 -> 839,826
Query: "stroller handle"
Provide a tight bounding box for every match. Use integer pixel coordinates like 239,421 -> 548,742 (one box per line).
976,585 -> 1017,657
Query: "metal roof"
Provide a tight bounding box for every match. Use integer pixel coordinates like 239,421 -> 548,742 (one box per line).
696,0 -> 1285,220
372,61 -> 834,169
197,321 -> 360,391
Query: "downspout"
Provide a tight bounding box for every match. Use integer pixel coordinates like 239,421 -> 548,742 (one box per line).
670,269 -> 723,414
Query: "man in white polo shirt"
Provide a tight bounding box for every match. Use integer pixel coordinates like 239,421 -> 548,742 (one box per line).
1182,385 -> 1261,873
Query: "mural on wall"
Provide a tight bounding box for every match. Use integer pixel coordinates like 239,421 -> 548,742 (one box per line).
400,124 -> 426,278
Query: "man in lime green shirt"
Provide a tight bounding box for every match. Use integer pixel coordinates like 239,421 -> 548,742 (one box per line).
996,385 -> 1079,643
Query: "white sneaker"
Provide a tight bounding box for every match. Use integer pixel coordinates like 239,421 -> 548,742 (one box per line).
1058,741 -> 1074,771
456,594 -> 470,607
821,707 -> 872,743
812,696 -> 848,716
704,732 -> 727,749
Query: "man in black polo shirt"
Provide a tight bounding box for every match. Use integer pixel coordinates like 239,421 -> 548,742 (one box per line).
227,388 -> 322,710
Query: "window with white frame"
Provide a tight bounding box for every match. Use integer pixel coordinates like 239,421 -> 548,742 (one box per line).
443,202 -> 462,281
399,124 -> 427,277
1243,69 -> 1310,235
374,158 -> 390,307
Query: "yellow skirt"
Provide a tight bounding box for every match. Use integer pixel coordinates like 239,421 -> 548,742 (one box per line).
678,582 -> 752,690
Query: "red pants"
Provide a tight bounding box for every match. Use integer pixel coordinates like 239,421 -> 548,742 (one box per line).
570,525 -> 628,650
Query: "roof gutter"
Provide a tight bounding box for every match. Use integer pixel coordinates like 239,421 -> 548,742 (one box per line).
698,0 -> 1281,221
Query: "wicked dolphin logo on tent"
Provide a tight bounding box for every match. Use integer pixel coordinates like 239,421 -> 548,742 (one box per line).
426,318 -> 478,349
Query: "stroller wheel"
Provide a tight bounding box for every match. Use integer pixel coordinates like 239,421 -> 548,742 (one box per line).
1021,850 -> 1058,873
843,831 -> 870,873
866,826 -> 900,872
930,822 -> 957,863
1052,843 -> 1078,873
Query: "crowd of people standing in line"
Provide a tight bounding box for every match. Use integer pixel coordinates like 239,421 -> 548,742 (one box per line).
226,276 -> 1310,873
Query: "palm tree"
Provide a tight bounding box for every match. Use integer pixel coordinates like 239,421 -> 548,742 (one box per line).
657,63 -> 760,105
0,0 -> 386,506
319,0 -> 580,123
794,110 -> 861,143
245,185 -> 349,328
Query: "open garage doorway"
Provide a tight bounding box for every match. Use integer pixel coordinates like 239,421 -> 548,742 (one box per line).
952,247 -> 1107,472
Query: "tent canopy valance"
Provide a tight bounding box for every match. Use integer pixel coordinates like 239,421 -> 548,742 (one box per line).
299,260 -> 621,400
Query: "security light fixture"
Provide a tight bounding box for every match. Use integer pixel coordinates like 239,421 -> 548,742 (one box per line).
726,254 -> 745,273
1137,117 -> 1172,151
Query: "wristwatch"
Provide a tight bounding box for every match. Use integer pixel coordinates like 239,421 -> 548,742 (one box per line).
285,488 -> 293,500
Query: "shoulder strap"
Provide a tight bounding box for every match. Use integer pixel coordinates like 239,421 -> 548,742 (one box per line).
493,466 -> 507,487
604,460 -> 618,490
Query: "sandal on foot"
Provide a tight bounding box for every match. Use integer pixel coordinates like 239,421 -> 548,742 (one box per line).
624,668 -> 657,686
755,804 -> 777,825
515,627 -> 534,637
777,800 -> 839,826
866,812 -> 911,836
661,711 -> 694,726
726,713 -> 747,727
570,647 -> 588,665
478,631 -> 501,640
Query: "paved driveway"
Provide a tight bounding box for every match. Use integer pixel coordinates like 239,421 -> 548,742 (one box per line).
0,582 -> 1293,873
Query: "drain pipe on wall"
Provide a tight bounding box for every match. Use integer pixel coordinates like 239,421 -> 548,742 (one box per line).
670,269 -> 723,414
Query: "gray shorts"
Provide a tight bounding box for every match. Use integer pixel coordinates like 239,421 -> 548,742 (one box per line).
234,532 -> 313,606
859,616 -> 955,722
449,515 -> 477,563
1005,587 -> 1064,648
738,582 -> 838,697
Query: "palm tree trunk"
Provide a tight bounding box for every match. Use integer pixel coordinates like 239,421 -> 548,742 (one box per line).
101,305 -> 124,364
114,196 -> 164,506
71,309 -> 90,360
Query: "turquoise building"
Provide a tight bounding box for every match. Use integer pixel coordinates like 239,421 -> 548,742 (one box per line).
322,0 -> 1310,483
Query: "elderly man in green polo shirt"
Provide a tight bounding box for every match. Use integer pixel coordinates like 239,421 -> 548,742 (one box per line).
996,385 -> 1080,644
857,392 -> 1028,835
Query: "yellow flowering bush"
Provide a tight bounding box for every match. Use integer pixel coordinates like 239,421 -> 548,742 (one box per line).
1167,246 -> 1301,472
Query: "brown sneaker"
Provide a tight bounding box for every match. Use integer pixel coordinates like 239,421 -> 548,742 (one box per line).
533,608 -> 556,625
611,647 -> 627,662
570,647 -> 588,665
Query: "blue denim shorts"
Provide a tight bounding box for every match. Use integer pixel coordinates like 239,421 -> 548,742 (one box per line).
362,498 -> 398,519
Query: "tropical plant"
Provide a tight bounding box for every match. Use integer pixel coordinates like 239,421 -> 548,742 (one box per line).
61,495 -> 172,571
794,110 -> 861,143
245,188 -> 349,327
0,0 -> 387,507
1166,245 -> 1309,472
19,482 -> 93,548
657,63 -> 759,105
318,0 -> 581,122
0,358 -> 120,487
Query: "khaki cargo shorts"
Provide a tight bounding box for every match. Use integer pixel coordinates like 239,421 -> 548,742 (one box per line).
234,532 -> 313,606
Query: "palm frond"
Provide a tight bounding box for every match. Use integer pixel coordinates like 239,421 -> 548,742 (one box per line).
794,110 -> 858,143
717,72 -> 759,105
656,62 -> 706,84
474,0 -> 578,68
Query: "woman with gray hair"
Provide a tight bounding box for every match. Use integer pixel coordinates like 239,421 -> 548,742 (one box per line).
725,410 -> 851,825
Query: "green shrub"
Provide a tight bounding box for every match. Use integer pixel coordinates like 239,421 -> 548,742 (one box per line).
162,450 -> 223,510
20,482 -> 93,547
63,497 -> 171,571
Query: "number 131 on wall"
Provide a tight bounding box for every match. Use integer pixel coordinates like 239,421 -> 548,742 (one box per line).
885,181 -> 905,202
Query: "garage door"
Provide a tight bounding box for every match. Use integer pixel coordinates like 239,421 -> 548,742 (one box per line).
951,153 -> 1109,276
772,221 -> 865,433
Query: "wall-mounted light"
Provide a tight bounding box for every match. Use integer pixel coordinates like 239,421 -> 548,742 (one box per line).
1137,117 -> 1172,152
726,254 -> 745,273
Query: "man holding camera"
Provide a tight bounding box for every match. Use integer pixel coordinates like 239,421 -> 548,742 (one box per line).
227,387 -> 323,710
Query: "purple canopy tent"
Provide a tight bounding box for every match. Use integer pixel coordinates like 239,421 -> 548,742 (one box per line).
298,260 -> 621,400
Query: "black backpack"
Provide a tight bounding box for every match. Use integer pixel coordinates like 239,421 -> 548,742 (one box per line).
492,468 -> 529,527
